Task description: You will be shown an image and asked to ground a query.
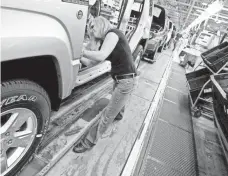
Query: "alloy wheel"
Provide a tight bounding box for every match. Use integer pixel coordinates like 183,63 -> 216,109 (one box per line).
0,108 -> 37,175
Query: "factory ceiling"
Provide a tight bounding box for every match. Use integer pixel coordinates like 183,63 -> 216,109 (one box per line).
155,0 -> 228,33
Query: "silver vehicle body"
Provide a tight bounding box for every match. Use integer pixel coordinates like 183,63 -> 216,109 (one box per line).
146,4 -> 168,54
1,0 -> 152,102
2,0 -> 89,99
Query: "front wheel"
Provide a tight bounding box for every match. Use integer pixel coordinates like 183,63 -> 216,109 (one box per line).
1,80 -> 51,176
133,45 -> 143,68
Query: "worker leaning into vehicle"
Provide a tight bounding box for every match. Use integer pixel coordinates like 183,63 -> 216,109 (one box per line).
73,16 -> 138,153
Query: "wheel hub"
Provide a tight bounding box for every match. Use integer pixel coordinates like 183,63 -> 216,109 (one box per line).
0,108 -> 37,176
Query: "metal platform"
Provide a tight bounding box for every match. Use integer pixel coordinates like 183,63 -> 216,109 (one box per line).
136,62 -> 197,176
134,61 -> 228,176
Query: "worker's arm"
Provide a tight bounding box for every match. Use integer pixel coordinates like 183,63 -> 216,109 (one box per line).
83,32 -> 119,62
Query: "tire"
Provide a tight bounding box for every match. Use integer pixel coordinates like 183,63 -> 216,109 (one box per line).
133,45 -> 143,68
148,46 -> 159,64
1,80 -> 51,176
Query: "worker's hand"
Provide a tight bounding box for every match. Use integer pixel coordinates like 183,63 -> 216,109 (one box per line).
80,47 -> 85,58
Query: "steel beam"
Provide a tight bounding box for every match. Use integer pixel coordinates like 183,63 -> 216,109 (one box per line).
176,0 -> 228,20
163,6 -> 228,23
183,0 -> 197,29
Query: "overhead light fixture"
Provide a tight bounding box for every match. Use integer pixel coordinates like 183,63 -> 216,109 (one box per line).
205,0 -> 223,15
182,0 -> 224,33
202,2 -> 208,6
196,9 -> 204,13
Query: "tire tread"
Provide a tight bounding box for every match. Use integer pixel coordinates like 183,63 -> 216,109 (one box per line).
1,79 -> 51,176
1,79 -> 51,108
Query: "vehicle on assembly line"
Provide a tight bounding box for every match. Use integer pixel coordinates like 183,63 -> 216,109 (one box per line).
1,0 -> 153,175
143,4 -> 168,63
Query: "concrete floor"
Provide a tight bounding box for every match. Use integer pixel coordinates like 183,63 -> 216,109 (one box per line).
172,49 -> 228,175
135,61 -> 197,176
193,116 -> 228,176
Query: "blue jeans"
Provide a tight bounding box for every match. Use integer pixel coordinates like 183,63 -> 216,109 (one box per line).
84,76 -> 138,145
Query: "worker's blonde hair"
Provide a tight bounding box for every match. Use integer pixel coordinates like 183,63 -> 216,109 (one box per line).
93,16 -> 113,39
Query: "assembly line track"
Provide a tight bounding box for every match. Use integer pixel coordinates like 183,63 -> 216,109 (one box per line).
40,73 -> 112,150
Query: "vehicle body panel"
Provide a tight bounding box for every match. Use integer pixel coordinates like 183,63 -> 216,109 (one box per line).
1,0 -> 152,99
146,4 -> 167,53
1,7 -> 78,98
2,0 -> 88,60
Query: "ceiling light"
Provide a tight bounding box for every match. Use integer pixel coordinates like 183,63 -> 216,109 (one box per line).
196,9 -> 204,13
206,0 -> 223,15
202,2 -> 208,6
182,0 -> 224,33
